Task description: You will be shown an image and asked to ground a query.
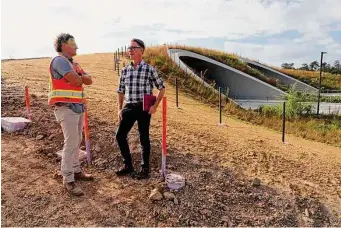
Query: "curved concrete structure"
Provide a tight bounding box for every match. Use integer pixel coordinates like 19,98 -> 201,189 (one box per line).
240,57 -> 318,94
168,49 -> 287,100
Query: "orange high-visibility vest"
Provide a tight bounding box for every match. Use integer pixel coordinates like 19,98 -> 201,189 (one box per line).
48,55 -> 86,105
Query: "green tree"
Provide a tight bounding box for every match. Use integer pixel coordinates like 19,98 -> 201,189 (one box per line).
281,63 -> 295,69
333,60 -> 341,74
299,63 -> 309,70
309,61 -> 319,71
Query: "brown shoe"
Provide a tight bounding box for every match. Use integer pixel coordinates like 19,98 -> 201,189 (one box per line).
63,181 -> 84,196
74,172 -> 94,181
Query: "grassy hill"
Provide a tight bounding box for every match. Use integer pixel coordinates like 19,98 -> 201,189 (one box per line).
164,45 -> 341,92
166,45 -> 289,91
275,68 -> 341,91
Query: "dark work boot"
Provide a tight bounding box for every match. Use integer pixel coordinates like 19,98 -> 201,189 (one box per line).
115,164 -> 134,176
131,167 -> 150,180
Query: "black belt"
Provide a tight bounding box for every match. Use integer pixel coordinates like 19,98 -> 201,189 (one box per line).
126,102 -> 142,107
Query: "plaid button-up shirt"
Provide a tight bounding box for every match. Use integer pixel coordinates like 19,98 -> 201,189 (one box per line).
117,60 -> 165,103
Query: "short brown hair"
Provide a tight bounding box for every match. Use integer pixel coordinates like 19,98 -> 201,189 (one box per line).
54,33 -> 74,52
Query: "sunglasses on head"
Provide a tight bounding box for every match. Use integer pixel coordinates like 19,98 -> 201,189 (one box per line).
127,46 -> 141,51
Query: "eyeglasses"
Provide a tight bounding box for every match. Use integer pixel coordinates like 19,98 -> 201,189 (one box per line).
65,39 -> 78,49
127,46 -> 141,51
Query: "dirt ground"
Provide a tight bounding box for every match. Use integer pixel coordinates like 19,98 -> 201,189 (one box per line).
1,54 -> 341,226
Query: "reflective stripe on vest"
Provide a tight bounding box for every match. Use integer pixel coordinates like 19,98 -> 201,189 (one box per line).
48,90 -> 84,99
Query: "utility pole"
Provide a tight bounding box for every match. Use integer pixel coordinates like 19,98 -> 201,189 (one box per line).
317,51 -> 327,115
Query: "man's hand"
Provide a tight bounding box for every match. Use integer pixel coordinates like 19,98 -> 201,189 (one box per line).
82,74 -> 93,85
118,110 -> 123,122
64,71 -> 83,87
149,105 -> 157,115
117,93 -> 124,121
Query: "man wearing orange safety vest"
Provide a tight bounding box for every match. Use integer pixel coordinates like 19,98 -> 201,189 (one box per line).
49,33 -> 93,196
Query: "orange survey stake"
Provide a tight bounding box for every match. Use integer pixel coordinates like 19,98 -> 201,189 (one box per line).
161,97 -> 167,177
83,103 -> 91,163
25,86 -> 32,120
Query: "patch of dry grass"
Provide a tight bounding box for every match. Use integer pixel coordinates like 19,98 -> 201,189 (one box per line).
275,68 -> 341,91
249,59 -> 341,91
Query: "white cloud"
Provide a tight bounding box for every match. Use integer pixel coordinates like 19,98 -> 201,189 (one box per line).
1,0 -> 340,67
223,0 -> 341,66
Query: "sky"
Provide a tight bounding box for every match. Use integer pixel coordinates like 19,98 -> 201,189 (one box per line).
1,0 -> 341,67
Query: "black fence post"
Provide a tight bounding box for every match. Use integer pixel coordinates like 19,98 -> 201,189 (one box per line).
219,87 -> 222,124
282,102 -> 286,143
114,53 -> 117,71
175,78 -> 179,108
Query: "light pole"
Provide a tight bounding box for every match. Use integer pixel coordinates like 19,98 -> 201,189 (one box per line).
317,51 -> 327,115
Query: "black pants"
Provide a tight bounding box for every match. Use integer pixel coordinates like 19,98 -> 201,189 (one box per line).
115,102 -> 151,169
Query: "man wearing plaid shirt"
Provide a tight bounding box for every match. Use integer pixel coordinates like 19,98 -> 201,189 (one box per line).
116,38 -> 165,179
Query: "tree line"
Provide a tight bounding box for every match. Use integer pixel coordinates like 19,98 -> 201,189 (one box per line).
281,60 -> 341,74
